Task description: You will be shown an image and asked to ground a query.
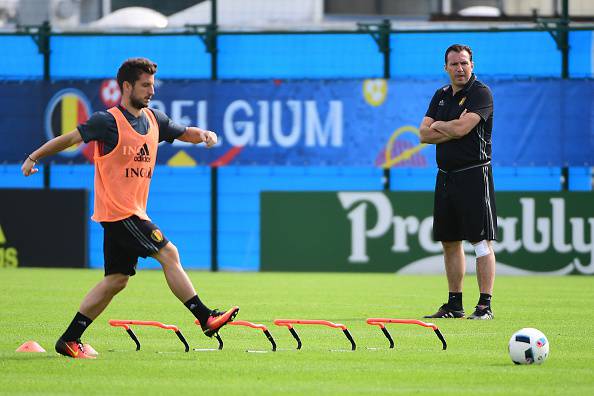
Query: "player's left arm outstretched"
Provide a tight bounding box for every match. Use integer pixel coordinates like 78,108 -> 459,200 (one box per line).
22,129 -> 84,176
177,127 -> 217,148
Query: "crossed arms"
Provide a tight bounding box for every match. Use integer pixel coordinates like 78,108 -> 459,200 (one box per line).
419,109 -> 482,144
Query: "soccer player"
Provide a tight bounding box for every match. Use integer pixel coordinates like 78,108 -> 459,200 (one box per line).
419,44 -> 496,320
22,58 -> 239,358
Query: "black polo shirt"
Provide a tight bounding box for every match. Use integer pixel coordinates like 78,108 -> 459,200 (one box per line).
425,74 -> 493,171
77,105 -> 186,156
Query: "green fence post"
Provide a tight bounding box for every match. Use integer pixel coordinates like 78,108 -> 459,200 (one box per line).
358,19 -> 392,190
209,0 -> 218,80
22,20 -> 51,81
534,0 -> 571,190
40,20 -> 51,81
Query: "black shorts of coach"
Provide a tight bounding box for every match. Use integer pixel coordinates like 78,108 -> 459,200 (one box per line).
433,164 -> 497,242
100,215 -> 169,276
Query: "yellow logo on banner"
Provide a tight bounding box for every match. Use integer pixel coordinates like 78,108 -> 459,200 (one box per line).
363,79 -> 388,106
381,125 -> 428,169
167,150 -> 197,167
0,224 -> 19,268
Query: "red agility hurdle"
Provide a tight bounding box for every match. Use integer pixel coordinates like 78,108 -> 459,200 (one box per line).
273,319 -> 356,350
109,320 -> 190,352
194,319 -> 276,351
366,318 -> 447,350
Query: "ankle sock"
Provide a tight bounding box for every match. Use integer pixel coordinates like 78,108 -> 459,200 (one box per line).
61,312 -> 93,341
478,293 -> 492,308
184,295 -> 211,327
448,292 -> 463,310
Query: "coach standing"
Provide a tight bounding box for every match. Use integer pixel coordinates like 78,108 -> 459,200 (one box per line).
419,44 -> 496,320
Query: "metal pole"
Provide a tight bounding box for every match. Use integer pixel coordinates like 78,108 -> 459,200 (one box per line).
43,163 -> 50,189
210,0 -> 218,80
209,0 -> 219,272
560,0 -> 569,190
381,19 -> 391,79
210,166 -> 218,271
381,19 -> 391,191
560,0 -> 569,79
40,20 -> 51,81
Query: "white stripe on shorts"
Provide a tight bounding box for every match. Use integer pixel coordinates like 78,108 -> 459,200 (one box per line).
122,218 -> 159,253
482,166 -> 495,238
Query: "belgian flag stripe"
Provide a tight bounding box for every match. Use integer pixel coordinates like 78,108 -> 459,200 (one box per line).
77,99 -> 88,123
62,95 -> 78,135
51,101 -> 62,138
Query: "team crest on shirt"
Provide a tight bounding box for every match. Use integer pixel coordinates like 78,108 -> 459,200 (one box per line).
459,97 -> 467,106
151,229 -> 164,243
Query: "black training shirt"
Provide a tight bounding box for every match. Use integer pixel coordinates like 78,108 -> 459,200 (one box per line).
77,105 -> 186,155
425,74 -> 493,171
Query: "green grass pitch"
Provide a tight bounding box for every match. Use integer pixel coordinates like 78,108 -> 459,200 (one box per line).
1,268 -> 593,395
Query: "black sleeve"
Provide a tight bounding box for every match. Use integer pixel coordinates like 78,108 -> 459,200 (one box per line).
149,108 -> 187,143
77,111 -> 116,143
425,89 -> 443,119
467,86 -> 493,121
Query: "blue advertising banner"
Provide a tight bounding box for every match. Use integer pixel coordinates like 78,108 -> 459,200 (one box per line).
1,78 -> 592,166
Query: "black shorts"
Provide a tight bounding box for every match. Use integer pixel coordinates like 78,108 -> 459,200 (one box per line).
433,164 -> 497,242
100,215 -> 169,276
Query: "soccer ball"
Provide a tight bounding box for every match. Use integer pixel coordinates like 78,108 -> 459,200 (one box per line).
100,79 -> 121,107
508,328 -> 549,365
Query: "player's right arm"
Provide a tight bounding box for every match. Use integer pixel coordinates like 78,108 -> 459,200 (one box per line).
420,88 -> 452,144
420,116 -> 451,144
21,129 -> 83,176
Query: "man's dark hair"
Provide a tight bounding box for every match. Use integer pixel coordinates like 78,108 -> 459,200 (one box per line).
117,58 -> 157,91
444,44 -> 473,65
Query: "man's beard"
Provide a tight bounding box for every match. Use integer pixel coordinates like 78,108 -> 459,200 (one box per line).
130,94 -> 149,109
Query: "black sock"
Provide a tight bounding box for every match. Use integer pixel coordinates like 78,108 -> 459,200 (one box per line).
478,293 -> 492,307
184,295 -> 211,327
61,312 -> 93,342
448,292 -> 463,310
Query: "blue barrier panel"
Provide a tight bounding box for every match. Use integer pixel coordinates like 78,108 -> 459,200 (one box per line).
50,36 -> 210,79
493,167 -> 561,191
391,166 -> 565,191
142,166 -> 211,270
569,167 -> 592,191
391,31 -> 561,77
218,34 -> 383,79
1,31 -> 591,79
569,30 -> 593,78
218,166 -> 384,271
0,36 -> 43,79
7,163 -> 582,272
0,165 -> 44,188
391,167 -> 436,191
49,165 -> 211,270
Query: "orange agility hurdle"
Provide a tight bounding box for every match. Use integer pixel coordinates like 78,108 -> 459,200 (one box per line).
228,320 -> 277,351
194,319 -> 276,351
109,320 -> 190,352
366,318 -> 447,350
273,319 -> 356,350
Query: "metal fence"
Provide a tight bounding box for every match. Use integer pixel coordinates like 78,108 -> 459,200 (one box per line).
1,23 -> 593,80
